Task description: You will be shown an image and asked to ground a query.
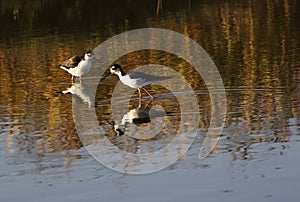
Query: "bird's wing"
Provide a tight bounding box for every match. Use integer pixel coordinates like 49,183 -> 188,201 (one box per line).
61,55 -> 83,69
128,71 -> 173,82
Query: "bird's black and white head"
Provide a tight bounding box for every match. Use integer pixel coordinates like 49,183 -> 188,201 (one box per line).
84,50 -> 95,60
101,64 -> 125,81
110,64 -> 125,76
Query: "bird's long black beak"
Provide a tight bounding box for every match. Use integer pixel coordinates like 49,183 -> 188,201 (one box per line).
100,71 -> 111,81
93,57 -> 101,62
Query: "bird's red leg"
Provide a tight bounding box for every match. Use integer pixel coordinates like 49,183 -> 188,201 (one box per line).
142,88 -> 154,100
138,88 -> 142,107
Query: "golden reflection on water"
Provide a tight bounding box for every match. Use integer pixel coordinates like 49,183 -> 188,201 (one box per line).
0,0 -> 299,174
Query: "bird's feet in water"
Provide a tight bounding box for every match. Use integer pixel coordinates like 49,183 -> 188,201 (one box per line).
138,97 -> 153,108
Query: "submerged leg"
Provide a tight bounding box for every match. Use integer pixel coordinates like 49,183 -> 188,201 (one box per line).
145,98 -> 153,108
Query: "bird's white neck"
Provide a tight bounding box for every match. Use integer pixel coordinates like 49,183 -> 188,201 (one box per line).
84,55 -> 92,60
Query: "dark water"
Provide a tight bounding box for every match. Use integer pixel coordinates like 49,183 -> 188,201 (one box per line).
0,0 -> 300,201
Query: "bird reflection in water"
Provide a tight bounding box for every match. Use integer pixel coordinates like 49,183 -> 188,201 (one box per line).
114,101 -> 168,136
62,82 -> 95,108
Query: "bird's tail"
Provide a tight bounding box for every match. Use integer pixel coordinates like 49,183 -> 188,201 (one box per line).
60,65 -> 69,72
62,89 -> 70,94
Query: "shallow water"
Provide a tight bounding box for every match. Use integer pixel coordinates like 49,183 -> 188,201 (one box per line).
0,0 -> 300,201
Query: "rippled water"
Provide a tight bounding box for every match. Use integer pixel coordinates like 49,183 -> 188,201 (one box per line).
0,0 -> 300,201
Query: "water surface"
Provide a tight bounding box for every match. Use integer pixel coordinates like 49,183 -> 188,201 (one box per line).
0,0 -> 299,201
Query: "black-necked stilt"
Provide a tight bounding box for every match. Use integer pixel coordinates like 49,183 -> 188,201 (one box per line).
103,64 -> 173,101
60,50 -> 96,82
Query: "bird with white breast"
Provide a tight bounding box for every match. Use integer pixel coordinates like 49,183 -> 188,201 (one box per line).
103,64 -> 173,102
60,50 -> 97,82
